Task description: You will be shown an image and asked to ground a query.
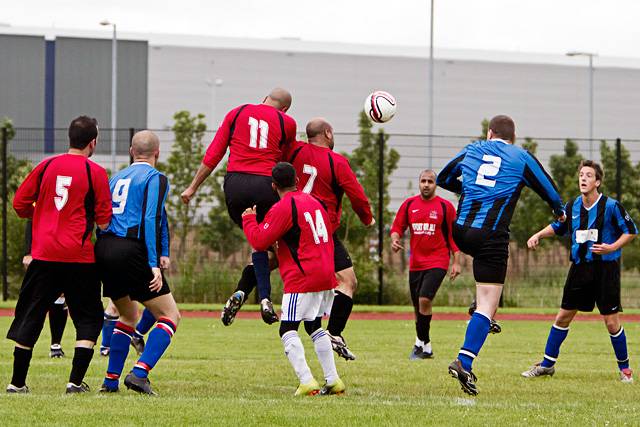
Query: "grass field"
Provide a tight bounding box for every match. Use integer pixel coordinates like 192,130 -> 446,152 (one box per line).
0,315 -> 638,426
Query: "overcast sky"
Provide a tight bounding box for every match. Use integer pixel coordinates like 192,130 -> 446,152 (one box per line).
3,0 -> 639,58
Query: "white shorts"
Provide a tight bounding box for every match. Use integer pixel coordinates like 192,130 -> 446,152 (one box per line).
281,290 -> 334,322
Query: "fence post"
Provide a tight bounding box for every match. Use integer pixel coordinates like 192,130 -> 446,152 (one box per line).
2,127 -> 8,301
377,132 -> 384,305
616,138 -> 622,202
129,128 -> 135,165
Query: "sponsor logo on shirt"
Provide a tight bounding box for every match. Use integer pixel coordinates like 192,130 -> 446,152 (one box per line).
429,210 -> 438,219
411,222 -> 436,236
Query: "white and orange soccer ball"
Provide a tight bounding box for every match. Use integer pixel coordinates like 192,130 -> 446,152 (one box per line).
364,91 -> 397,123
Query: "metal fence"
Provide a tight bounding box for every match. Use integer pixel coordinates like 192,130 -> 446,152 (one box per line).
3,127 -> 640,307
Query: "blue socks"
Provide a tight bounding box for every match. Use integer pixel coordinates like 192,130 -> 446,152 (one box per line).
458,311 -> 491,371
541,324 -> 569,368
103,322 -> 133,390
252,251 -> 271,301
135,308 -> 156,336
133,317 -> 177,379
610,326 -> 629,370
101,312 -> 118,350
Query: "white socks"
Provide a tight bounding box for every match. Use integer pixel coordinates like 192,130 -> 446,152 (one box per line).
281,331 -> 313,384
415,337 -> 431,352
310,328 -> 339,384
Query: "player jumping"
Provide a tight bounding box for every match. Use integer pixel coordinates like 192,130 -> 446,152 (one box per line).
181,88 -> 297,325
437,115 -> 564,396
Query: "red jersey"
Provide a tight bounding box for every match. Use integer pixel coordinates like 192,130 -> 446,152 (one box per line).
242,191 -> 337,294
202,103 -> 297,176
288,141 -> 372,232
390,195 -> 459,271
13,154 -> 112,263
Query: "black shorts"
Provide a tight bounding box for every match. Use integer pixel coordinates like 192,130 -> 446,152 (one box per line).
333,233 -> 353,272
561,260 -> 621,315
409,268 -> 447,304
224,172 -> 280,228
453,223 -> 509,284
7,260 -> 103,347
95,234 -> 171,303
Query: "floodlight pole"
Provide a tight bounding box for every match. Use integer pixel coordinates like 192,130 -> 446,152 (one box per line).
566,51 -> 597,158
101,21 -> 117,172
427,0 -> 434,169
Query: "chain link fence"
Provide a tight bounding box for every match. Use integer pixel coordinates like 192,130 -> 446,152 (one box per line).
3,127 -> 640,307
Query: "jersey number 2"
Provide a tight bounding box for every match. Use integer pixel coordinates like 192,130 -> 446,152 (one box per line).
54,175 -> 72,211
248,117 -> 269,149
112,178 -> 132,214
304,209 -> 329,244
475,155 -> 502,187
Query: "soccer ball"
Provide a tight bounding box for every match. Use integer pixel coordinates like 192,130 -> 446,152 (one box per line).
364,91 -> 397,123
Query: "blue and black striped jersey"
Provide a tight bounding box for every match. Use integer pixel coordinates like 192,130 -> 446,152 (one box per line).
102,162 -> 170,268
551,194 -> 637,263
437,139 -> 563,232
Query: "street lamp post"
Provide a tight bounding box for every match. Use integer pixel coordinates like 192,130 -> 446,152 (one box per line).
427,0 -> 434,169
100,20 -> 117,172
566,51 -> 597,158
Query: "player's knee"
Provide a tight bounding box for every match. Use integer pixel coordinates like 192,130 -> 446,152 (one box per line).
279,321 -> 300,337
304,317 -> 322,336
418,297 -> 432,315
604,316 -> 620,333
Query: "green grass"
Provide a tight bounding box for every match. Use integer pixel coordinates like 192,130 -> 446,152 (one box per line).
0,316 -> 638,426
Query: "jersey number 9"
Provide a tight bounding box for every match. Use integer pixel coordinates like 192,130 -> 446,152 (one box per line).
112,178 -> 132,214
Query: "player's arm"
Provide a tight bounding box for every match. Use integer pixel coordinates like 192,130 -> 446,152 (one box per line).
436,147 -> 467,194
450,250 -> 462,282
389,199 -> 410,252
181,108 -> 235,204
242,203 -> 291,251
144,174 -> 170,291
22,219 -> 33,269
12,162 -> 45,218
592,202 -> 638,255
279,118 -> 298,161
522,151 -> 565,219
527,224 -> 558,250
160,207 -> 171,270
445,202 -> 462,281
338,158 -> 374,226
93,167 -> 113,230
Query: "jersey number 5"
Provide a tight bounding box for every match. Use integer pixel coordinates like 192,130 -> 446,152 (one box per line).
475,155 -> 502,187
304,209 -> 329,244
248,117 -> 269,149
54,175 -> 73,211
112,178 -> 132,214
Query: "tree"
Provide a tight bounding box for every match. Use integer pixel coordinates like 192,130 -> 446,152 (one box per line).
549,139 -> 583,202
337,111 -> 400,302
199,161 -> 245,259
161,111 -> 211,260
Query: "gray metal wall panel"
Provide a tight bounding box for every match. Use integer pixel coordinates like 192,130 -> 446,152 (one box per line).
0,35 -> 45,127
55,37 -> 148,153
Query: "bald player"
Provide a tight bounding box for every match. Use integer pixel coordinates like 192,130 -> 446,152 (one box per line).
288,118 -> 374,360
95,130 -> 180,395
182,88 -> 297,326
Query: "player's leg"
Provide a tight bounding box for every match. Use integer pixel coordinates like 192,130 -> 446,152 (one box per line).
131,307 -> 156,355
280,292 -> 319,395
416,268 -> 447,359
63,263 -> 104,393
100,300 -> 119,356
6,260 -> 58,393
326,235 -> 356,360
408,271 -> 423,359
101,296 -> 139,392
522,308 -> 576,377
48,296 -> 68,358
126,289 -> 181,395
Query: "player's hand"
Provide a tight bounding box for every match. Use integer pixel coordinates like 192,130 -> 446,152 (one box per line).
391,238 -> 404,252
556,211 -> 567,223
450,263 -> 462,282
149,267 -> 163,292
367,218 -> 376,228
160,256 -> 171,270
242,205 -> 257,217
180,187 -> 195,204
527,234 -> 540,250
591,243 -> 616,255
22,255 -> 32,269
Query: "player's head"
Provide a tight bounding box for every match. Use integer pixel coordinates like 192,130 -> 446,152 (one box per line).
272,162 -> 298,193
306,118 -> 334,150
578,160 -> 603,194
68,116 -> 98,156
419,169 -> 437,200
263,88 -> 292,112
131,130 -> 161,165
487,115 -> 516,143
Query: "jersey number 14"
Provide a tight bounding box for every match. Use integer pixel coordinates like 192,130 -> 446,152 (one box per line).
304,209 -> 329,244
